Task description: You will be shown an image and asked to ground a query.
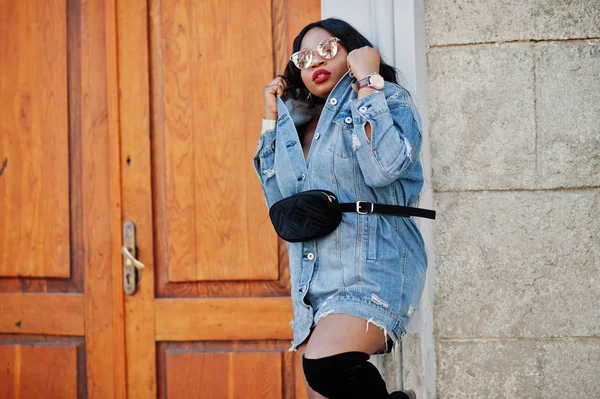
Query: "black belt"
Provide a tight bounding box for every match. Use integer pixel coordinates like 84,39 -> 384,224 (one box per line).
339,201 -> 436,219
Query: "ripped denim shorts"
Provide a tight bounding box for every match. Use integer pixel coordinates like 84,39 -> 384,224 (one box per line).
286,215 -> 428,352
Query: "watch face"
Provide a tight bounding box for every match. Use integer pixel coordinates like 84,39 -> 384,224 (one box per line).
370,73 -> 385,90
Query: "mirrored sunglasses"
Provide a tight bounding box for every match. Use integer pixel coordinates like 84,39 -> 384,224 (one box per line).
289,37 -> 341,70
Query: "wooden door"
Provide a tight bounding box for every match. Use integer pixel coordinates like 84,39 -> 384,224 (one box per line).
117,0 -> 320,398
1,0 -> 126,398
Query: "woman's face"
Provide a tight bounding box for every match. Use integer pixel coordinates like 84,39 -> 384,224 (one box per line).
299,27 -> 349,99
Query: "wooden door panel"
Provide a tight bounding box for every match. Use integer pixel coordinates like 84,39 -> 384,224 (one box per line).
159,341 -> 307,399
0,293 -> 84,335
0,0 -> 70,279
0,0 -> 85,294
166,351 -> 282,398
190,0 -> 277,282
152,0 -> 292,297
154,297 -> 292,341
0,336 -> 85,398
158,0 -> 278,282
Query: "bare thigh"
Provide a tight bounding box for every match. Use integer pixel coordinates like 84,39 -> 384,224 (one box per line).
297,314 -> 389,398
304,313 -> 388,359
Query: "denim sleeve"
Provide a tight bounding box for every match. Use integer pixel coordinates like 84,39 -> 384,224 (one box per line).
350,87 -> 423,187
252,128 -> 284,208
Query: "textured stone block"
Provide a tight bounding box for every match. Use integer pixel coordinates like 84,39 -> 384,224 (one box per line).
426,0 -> 600,46
536,41 -> 600,188
428,45 -> 537,191
437,339 -> 600,399
434,190 -> 600,338
534,0 -> 600,42
425,0 -> 535,46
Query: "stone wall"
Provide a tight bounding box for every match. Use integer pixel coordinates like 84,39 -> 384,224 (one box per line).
425,1 -> 600,397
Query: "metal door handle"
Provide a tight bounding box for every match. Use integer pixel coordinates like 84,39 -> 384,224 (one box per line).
121,246 -> 145,270
122,221 -> 144,295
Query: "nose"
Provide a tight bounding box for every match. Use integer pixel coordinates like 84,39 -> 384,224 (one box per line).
310,54 -> 326,68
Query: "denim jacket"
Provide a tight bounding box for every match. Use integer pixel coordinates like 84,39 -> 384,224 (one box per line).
253,70 -> 427,349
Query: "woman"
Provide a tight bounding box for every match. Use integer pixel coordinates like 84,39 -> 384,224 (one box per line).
254,18 -> 428,399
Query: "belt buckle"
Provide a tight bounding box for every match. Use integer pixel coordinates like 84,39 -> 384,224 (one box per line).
356,201 -> 374,215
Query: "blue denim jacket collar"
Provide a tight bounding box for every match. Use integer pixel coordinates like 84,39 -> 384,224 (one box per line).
275,69 -> 355,127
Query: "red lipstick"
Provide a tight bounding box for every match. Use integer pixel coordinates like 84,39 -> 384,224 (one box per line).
312,69 -> 331,83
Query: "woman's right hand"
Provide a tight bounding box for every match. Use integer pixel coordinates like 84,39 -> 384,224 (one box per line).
263,76 -> 287,120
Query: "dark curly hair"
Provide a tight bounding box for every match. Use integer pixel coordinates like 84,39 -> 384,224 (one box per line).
281,18 -> 402,104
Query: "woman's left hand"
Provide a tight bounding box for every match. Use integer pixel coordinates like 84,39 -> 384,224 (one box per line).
346,46 -> 380,81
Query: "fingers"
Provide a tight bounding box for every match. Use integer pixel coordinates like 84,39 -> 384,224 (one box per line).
275,76 -> 288,96
275,75 -> 288,87
275,81 -> 285,97
268,82 -> 284,97
265,76 -> 288,97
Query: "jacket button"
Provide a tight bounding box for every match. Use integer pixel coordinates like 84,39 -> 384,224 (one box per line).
345,116 -> 353,124
271,138 -> 276,151
300,285 -> 307,292
300,174 -> 306,181
306,253 -> 315,260
329,98 -> 338,105
314,133 -> 320,140
359,105 -> 368,113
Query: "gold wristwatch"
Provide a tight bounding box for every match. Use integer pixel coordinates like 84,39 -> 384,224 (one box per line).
356,72 -> 385,91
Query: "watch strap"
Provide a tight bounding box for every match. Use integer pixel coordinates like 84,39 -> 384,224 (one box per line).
356,73 -> 384,91
356,75 -> 372,90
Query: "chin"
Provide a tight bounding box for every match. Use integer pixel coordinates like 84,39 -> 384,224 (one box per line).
312,83 -> 335,99
313,90 -> 328,99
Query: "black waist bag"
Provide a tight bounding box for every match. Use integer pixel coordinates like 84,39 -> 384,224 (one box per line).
269,189 -> 436,243
269,190 -> 341,243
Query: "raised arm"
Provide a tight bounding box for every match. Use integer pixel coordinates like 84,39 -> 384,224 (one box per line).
350,87 -> 423,187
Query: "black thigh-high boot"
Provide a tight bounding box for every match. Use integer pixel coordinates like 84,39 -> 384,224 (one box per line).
302,351 -> 389,399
